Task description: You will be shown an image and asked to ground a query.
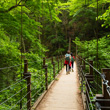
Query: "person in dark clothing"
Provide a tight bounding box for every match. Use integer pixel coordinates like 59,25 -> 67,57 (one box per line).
70,53 -> 75,72
64,50 -> 71,75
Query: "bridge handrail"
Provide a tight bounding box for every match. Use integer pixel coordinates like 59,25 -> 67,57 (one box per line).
0,55 -> 64,110
79,56 -> 110,96
77,56 -> 110,110
80,65 -> 94,97
78,60 -> 94,110
0,60 -> 39,70
0,76 -> 30,93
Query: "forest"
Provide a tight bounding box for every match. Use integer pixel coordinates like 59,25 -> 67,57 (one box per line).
0,0 -> 110,109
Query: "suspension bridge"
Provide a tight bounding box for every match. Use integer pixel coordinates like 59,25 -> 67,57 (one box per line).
0,55 -> 110,110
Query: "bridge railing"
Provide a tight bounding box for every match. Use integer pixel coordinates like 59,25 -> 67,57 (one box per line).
0,55 -> 64,110
76,56 -> 110,110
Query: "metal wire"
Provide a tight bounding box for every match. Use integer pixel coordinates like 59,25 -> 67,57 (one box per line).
95,102 -> 101,110
31,79 -> 45,93
0,64 -> 23,70
77,58 -> 94,109
20,99 -> 31,110
96,99 -> 110,101
31,69 -> 44,73
31,86 -> 45,99
80,57 -> 110,96
28,61 -> 38,64
101,106 -> 110,109
31,75 -> 44,81
0,56 -> 62,109
0,83 -> 30,105
0,76 -> 30,93
0,61 -> 33,70
90,84 -> 97,92
86,97 -> 90,110
94,81 -> 102,90
27,106 -> 31,110
86,85 -> 93,103
0,60 -> 42,70
9,91 -> 31,110
79,59 -> 97,93
31,80 -> 44,86
85,78 -> 94,97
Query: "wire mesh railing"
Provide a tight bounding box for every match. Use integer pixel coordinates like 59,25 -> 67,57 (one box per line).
0,55 -> 64,110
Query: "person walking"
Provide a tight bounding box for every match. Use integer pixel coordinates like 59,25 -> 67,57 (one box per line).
70,53 -> 75,72
64,50 -> 71,75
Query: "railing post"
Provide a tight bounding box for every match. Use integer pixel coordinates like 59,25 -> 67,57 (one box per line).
85,60 -> 94,80
89,61 -> 93,75
24,60 -> 31,110
45,65 -> 48,90
52,57 -> 55,79
102,69 -> 110,99
24,60 -> 28,74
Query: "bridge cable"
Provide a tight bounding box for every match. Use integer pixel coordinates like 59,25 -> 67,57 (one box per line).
0,76 -> 30,93
0,82 -> 30,106
0,60 -> 39,70
80,57 -> 110,96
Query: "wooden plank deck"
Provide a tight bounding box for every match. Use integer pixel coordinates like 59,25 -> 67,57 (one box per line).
35,62 -> 84,110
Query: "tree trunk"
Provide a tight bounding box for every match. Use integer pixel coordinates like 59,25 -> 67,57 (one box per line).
38,16 -> 41,41
55,21 -> 57,38
65,25 -> 67,40
69,36 -> 71,52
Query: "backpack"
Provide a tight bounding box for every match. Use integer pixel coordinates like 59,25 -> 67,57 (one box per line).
71,57 -> 74,62
65,53 -> 70,61
65,56 -> 70,61
71,56 -> 75,62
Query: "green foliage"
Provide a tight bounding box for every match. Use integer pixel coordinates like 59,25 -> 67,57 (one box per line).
1,0 -> 110,109
74,36 -> 110,68
99,6 -> 110,28
69,7 -> 97,40
68,0 -> 85,16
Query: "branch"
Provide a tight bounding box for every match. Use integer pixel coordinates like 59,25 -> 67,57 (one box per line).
0,0 -> 27,13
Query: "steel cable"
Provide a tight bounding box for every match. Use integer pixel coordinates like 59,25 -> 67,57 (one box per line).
31,80 -> 44,86
0,83 -> 30,105
0,64 -> 23,70
86,86 -> 94,110
80,57 -> 110,96
9,91 -> 31,110
20,99 -> 31,110
86,97 -> 90,110
31,86 -> 45,99
0,76 -> 30,93
0,60 -> 42,70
